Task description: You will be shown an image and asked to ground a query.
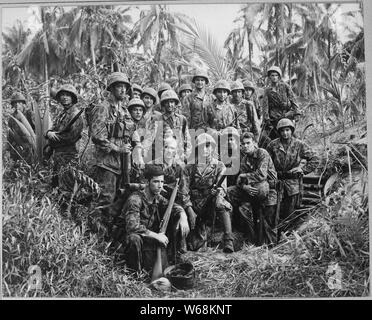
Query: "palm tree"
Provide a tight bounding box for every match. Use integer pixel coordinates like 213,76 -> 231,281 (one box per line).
130,4 -> 191,83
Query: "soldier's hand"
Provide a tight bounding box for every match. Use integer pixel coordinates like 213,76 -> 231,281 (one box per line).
178,213 -> 190,237
289,166 -> 303,175
243,185 -> 258,196
119,143 -> 132,154
47,131 -> 60,141
156,233 -> 169,247
186,207 -> 197,230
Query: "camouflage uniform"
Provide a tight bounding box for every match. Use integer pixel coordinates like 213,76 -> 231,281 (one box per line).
261,81 -> 300,147
229,97 -> 259,135
204,100 -> 240,131
112,189 -> 185,271
185,158 -> 233,250
161,113 -> 192,161
227,147 -> 276,245
267,137 -> 319,235
91,95 -> 141,204
182,91 -> 214,130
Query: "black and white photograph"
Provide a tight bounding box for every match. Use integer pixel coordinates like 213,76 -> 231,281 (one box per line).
1,0 -> 370,300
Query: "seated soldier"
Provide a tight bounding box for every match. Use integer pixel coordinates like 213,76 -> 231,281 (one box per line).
111,165 -> 189,273
186,133 -> 234,253
227,132 -> 272,246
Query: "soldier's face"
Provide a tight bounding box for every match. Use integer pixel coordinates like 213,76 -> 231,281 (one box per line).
201,142 -> 213,158
164,100 -> 177,113
59,92 -> 73,107
142,94 -> 154,108
245,88 -> 254,98
269,72 -> 280,83
149,175 -> 164,195
194,77 -> 206,89
232,90 -> 243,100
112,82 -> 128,100
130,106 -> 144,121
279,127 -> 292,140
215,89 -> 228,102
241,138 -> 256,155
164,139 -> 177,160
12,102 -> 25,112
180,90 -> 191,99
132,90 -> 141,99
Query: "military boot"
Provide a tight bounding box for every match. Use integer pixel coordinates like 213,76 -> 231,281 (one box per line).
220,210 -> 234,253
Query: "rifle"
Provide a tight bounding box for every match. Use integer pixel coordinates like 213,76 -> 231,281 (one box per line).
44,107 -> 85,160
275,180 -> 284,243
151,178 -> 180,282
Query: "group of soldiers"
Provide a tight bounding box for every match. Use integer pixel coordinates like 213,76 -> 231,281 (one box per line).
7,66 -> 319,274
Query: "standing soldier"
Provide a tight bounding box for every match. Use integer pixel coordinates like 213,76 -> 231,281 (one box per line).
131,83 -> 143,99
204,80 -> 239,131
178,83 -> 192,100
45,84 -> 84,193
111,165 -> 189,272
90,72 -> 143,205
160,89 -> 192,162
128,98 -> 146,129
260,66 -> 301,148
140,87 -> 162,161
243,80 -> 262,121
227,132 -> 273,246
154,82 -> 172,113
266,119 -> 319,241
230,80 -> 259,137
182,69 -> 214,131
186,133 -> 234,253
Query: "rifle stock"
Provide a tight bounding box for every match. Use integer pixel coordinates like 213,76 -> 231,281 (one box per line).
151,178 -> 180,282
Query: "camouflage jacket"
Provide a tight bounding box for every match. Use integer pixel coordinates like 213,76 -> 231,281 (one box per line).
161,113 -> 192,160
262,81 -> 300,122
267,137 -> 319,196
116,189 -> 184,237
182,90 -> 214,130
204,100 -> 240,131
47,104 -> 84,154
90,95 -> 140,174
229,97 -> 259,135
185,158 -> 227,200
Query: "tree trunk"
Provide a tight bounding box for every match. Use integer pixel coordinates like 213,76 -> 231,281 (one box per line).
90,30 -> 97,73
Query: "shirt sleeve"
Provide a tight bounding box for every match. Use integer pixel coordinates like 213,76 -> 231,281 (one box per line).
55,112 -> 84,144
91,104 -> 117,153
125,194 -> 148,235
300,141 -> 319,175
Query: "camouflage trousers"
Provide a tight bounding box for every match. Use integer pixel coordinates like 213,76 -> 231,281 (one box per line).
93,166 -> 121,205
277,192 -> 301,241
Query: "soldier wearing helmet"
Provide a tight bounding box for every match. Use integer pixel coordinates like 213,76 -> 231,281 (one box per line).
229,80 -> 259,137
131,83 -> 143,99
153,82 -> 173,113
185,133 -> 235,253
204,80 -> 240,132
228,131 -> 278,246
260,66 -> 301,149
160,90 -> 192,162
182,69 -> 214,130
139,87 -> 162,160
243,80 -> 262,120
45,84 -> 84,195
128,98 -> 146,128
178,83 -> 192,99
267,118 -> 319,242
90,72 -> 143,205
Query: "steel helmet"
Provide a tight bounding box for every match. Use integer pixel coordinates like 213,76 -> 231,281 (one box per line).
158,82 -> 172,97
131,83 -> 143,93
276,118 -> 295,133
196,133 -> 217,148
213,80 -> 231,94
127,98 -> 146,114
160,89 -> 180,105
267,66 -> 282,79
230,81 -> 245,92
178,83 -> 193,94
243,80 -> 256,93
55,84 -> 78,104
11,92 -> 26,103
106,72 -> 130,90
164,262 -> 195,290
141,87 -> 158,104
192,69 -> 209,85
